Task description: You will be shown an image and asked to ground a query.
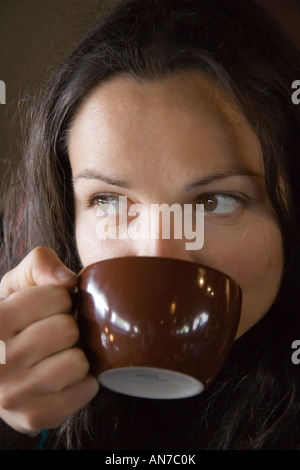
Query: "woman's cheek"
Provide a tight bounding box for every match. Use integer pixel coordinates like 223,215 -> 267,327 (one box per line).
76,220 -> 136,267
223,221 -> 283,338
195,215 -> 283,338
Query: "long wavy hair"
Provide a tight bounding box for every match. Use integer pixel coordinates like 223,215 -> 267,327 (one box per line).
1,0 -> 300,449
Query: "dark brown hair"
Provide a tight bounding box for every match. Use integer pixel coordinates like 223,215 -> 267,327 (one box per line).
1,0 -> 300,449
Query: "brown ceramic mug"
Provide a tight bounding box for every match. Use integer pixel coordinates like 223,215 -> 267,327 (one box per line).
77,256 -> 242,400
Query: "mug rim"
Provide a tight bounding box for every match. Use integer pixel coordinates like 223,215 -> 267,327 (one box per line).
78,255 -> 242,292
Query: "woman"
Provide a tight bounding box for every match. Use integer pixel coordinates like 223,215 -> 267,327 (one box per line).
0,0 -> 299,450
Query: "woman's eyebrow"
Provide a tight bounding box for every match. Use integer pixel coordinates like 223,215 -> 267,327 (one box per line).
184,170 -> 262,191
72,169 -> 130,189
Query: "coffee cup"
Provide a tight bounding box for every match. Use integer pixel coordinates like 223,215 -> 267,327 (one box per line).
77,256 -> 242,400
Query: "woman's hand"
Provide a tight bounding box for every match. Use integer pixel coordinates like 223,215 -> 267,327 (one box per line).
0,247 -> 99,435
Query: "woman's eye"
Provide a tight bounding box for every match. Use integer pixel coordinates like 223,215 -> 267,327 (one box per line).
197,194 -> 244,214
91,195 -> 120,216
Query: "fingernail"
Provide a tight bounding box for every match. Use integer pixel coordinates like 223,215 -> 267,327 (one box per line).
55,266 -> 76,282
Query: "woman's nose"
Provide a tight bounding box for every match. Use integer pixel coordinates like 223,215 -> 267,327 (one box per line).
125,202 -> 205,262
135,236 -> 190,260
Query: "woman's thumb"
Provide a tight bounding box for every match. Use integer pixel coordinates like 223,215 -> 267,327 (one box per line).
0,247 -> 78,297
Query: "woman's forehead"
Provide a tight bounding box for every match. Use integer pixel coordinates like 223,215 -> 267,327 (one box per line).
71,70 -> 243,123
68,71 -> 263,179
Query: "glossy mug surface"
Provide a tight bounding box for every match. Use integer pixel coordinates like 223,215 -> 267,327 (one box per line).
77,256 -> 242,400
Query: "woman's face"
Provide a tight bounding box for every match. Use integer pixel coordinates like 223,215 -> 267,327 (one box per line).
68,71 -> 283,338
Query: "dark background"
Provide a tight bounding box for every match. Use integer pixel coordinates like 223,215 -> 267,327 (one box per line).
0,0 -> 299,185
0,0 -> 116,184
